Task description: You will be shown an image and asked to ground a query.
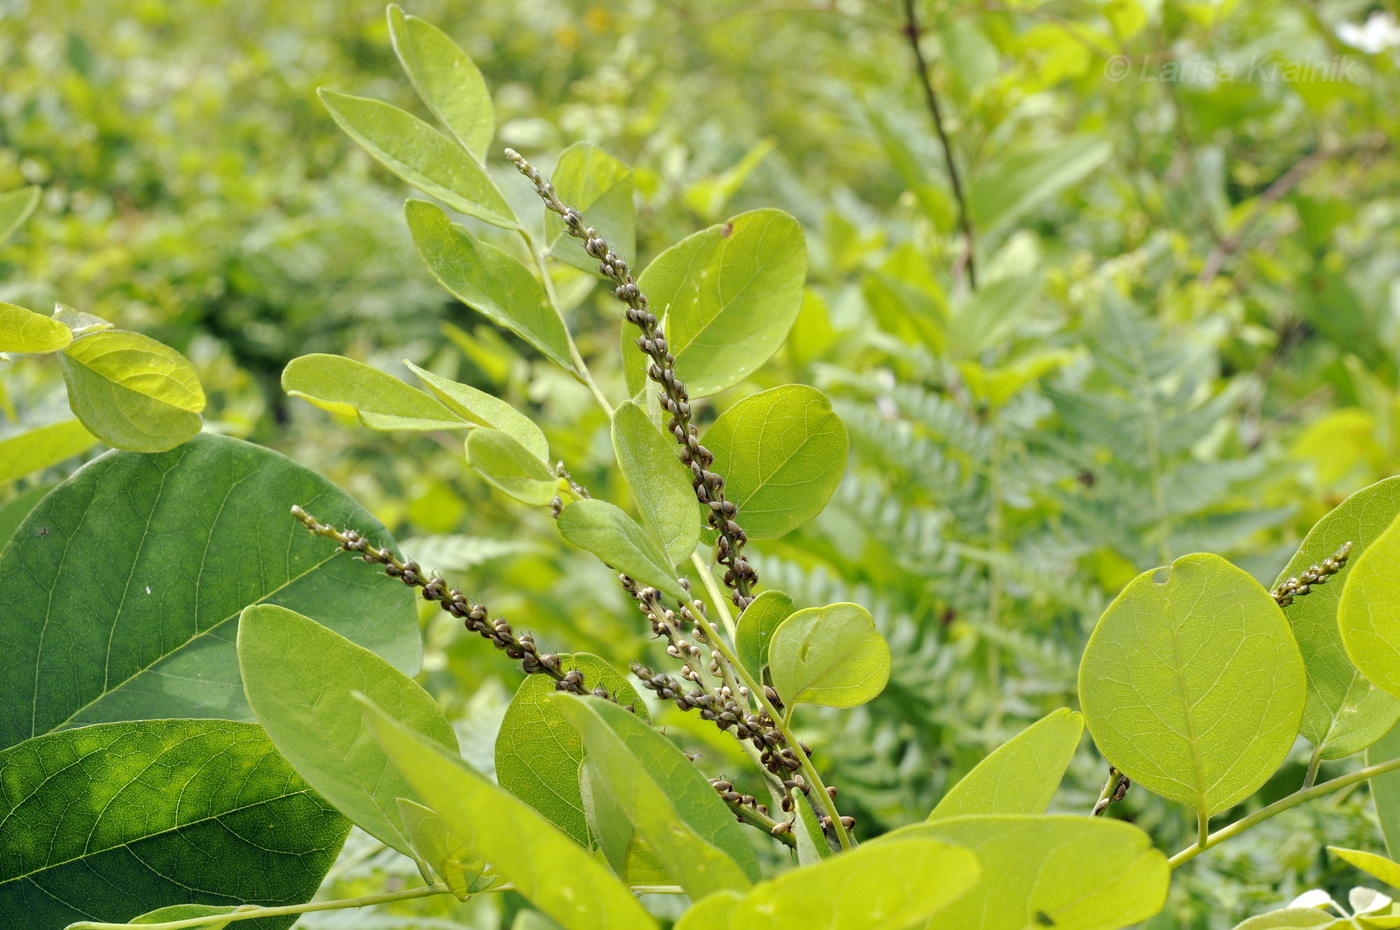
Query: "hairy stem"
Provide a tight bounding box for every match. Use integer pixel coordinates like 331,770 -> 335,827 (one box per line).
1168,755 -> 1400,869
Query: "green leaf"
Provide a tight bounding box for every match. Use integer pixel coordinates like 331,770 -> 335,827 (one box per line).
735,589 -> 794,677
547,142 -> 635,275
768,602 -> 890,709
0,720 -> 348,930
639,209 -> 806,397
464,427 -> 558,505
1368,721 -> 1400,858
1229,910 -> 1340,930
130,904 -> 238,928
52,304 -> 113,334
361,700 -> 658,930
948,273 -> 1042,357
674,837 -> 979,930
405,200 -> 574,371
1276,477 -> 1400,759
611,400 -> 700,565
556,499 -> 689,602
1340,512 -> 1400,705
319,89 -> 515,228
396,798 -> 488,899
387,5 -> 494,160
237,604 -> 457,863
282,354 -> 465,431
556,696 -> 758,899
0,185 -> 40,246
0,302 -> 71,353
405,360 -> 549,460
0,433 -> 419,750
969,135 -> 1111,232
703,384 -> 848,540
0,419 -> 98,484
930,708 -> 1083,820
496,653 -> 647,847
579,760 -> 671,885
59,330 -> 206,453
0,483 -> 52,548
887,814 -> 1169,930
1330,846 -> 1400,888
1079,554 -> 1306,817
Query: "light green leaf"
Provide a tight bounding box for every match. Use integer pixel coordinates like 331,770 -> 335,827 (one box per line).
930,708 -> 1083,820
0,720 -> 347,929
890,814 -> 1169,930
1079,554 -> 1306,817
675,837 -> 980,930
556,499 -> 689,602
769,602 -> 891,709
948,273 -> 1041,357
0,185 -> 40,246
387,4 -> 494,160
496,654 -> 647,847
396,798 -> 488,899
1276,477 -> 1400,759
640,209 -> 806,397
735,589 -> 794,677
0,301 -> 71,353
1229,909 -> 1340,930
579,760 -> 671,885
1367,721 -> 1400,858
0,419 -> 98,484
556,696 -> 758,899
238,604 -> 457,863
465,427 -> 558,505
0,432 -> 420,751
60,329 -> 206,453
612,400 -> 700,565
1330,846 -> 1400,888
319,88 -> 515,228
405,199 -> 574,371
361,700 -> 658,930
1340,512 -> 1400,705
970,135 -> 1111,232
405,360 -> 548,460
548,142 -> 635,275
282,354 -> 466,431
703,384 -> 847,540
130,904 -> 238,928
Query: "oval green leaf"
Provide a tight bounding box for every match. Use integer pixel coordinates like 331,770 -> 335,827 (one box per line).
887,814 -> 1170,930
612,400 -> 701,566
282,353 -> 465,431
556,695 -> 759,899
703,384 -> 847,540
496,653 -> 647,847
579,760 -> 671,885
238,604 -> 458,863
0,301 -> 71,354
556,499 -> 689,603
0,432 -> 420,750
735,589 -> 795,677
548,142 -> 635,276
1276,476 -> 1400,759
675,837 -> 979,930
361,699 -> 658,930
387,5 -> 494,160
1330,846 -> 1400,888
405,199 -> 574,371
60,329 -> 205,452
405,360 -> 548,460
465,427 -> 558,505
0,720 -> 347,929
639,209 -> 806,397
1079,554 -> 1306,817
319,88 -> 515,228
768,602 -> 891,709
0,419 -> 98,484
1340,512 -> 1400,705
930,708 -> 1083,820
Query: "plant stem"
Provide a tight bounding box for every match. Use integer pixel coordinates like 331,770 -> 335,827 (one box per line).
1196,809 -> 1209,851
65,884 -> 455,930
1168,755 -> 1400,869
692,550 -> 740,641
1304,746 -> 1324,790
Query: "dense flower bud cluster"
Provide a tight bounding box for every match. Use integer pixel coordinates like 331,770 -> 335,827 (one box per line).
1271,541 -> 1353,607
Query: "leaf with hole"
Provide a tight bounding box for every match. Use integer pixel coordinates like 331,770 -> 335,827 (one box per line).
282,354 -> 465,431
1079,554 -> 1306,817
930,708 -> 1083,820
769,602 -> 890,709
703,384 -> 847,540
60,329 -> 205,452
639,209 -> 806,397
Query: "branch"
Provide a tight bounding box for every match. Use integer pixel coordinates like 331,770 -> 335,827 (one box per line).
901,0 -> 977,290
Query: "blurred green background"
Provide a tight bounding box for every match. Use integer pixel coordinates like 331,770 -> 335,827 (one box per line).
3,0 -> 1399,925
